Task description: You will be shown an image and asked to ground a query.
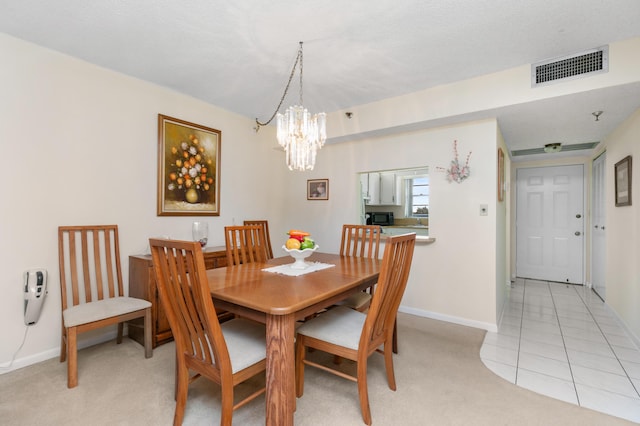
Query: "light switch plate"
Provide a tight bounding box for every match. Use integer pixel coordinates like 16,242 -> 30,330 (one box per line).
480,204 -> 488,216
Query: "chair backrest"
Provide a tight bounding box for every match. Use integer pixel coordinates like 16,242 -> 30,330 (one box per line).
224,225 -> 269,266
243,220 -> 273,259
149,239 -> 231,371
339,224 -> 382,259
58,225 -> 125,311
360,233 -> 416,350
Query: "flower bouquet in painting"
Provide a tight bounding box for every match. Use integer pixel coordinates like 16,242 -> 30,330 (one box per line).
166,136 -> 214,204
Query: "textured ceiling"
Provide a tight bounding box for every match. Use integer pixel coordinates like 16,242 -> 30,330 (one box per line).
1,0 -> 640,157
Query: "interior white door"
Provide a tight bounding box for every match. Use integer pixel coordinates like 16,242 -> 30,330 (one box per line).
591,152 -> 606,299
516,165 -> 585,284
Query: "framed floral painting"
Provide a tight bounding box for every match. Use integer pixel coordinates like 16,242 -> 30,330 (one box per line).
157,114 -> 221,216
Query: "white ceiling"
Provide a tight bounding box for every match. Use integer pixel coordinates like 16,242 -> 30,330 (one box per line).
2,0 -> 640,157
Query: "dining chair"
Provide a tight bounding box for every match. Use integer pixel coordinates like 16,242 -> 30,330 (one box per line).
149,238 -> 266,426
58,225 -> 152,388
243,220 -> 274,259
335,224 -> 382,312
333,224 -> 400,354
295,233 -> 416,425
224,225 -> 270,266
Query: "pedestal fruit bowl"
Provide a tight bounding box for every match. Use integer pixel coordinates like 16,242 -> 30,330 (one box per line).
282,245 -> 319,269
283,229 -> 317,269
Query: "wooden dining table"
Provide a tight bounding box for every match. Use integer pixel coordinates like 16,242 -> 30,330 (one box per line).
205,252 -> 381,426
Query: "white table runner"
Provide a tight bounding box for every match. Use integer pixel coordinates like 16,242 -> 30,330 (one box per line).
262,262 -> 335,277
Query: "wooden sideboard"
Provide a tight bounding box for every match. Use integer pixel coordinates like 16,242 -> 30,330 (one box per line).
128,245 -> 228,348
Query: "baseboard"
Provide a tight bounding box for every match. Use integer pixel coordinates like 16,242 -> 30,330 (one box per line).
398,305 -> 498,333
604,304 -> 640,350
0,329 -> 120,375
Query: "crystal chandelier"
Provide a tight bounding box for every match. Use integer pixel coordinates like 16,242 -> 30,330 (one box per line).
256,42 -> 326,171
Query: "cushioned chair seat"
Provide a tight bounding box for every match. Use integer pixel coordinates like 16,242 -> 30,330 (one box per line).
221,318 -> 267,373
63,297 -> 151,328
296,306 -> 365,350
334,292 -> 372,311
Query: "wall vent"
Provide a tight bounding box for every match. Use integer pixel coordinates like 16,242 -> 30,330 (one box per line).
532,46 -> 608,86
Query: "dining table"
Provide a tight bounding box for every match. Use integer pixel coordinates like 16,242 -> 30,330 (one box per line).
205,251 -> 381,426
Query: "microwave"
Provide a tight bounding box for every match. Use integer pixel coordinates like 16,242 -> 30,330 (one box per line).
366,212 -> 394,226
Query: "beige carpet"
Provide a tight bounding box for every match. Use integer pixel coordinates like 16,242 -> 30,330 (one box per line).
0,313 -> 634,425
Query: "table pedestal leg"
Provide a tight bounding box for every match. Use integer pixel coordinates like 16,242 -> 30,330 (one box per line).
265,313 -> 295,426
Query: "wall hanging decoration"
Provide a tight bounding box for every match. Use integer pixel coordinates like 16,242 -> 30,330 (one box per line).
438,140 -> 472,183
614,155 -> 632,207
157,114 -> 221,216
497,148 -> 505,201
307,179 -> 329,200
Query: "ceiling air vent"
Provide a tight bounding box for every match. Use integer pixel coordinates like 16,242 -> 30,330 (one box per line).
532,46 -> 608,86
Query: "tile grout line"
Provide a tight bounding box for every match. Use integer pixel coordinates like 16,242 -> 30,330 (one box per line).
571,285 -> 640,399
513,279 -> 525,385
547,281 -> 581,405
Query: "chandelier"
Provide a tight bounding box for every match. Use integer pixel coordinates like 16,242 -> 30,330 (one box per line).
256,42 -> 326,171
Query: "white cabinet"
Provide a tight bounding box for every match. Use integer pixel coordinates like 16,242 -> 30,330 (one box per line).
360,173 -> 370,201
379,172 -> 398,205
363,172 -> 400,206
367,172 -> 381,204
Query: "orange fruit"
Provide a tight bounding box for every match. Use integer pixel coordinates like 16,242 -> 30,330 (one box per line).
285,238 -> 301,250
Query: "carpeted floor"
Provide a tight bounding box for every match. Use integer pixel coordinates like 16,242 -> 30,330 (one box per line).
0,313 -> 634,425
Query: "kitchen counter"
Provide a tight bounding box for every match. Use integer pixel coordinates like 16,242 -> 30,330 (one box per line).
380,225 -> 434,244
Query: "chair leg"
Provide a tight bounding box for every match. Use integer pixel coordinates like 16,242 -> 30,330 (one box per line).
67,327 -> 78,388
173,361 -> 189,426
384,341 -> 397,391
295,337 -> 306,397
60,328 -> 67,362
144,308 -> 153,358
116,322 -> 124,344
356,360 -> 372,425
392,317 -> 398,354
220,382 -> 234,426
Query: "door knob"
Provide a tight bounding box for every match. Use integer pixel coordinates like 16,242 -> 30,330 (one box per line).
575,231 -> 581,236
576,214 -> 582,218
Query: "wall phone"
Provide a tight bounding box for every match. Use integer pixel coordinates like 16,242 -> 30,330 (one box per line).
24,269 -> 47,325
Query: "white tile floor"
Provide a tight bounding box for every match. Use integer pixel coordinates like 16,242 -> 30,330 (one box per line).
480,278 -> 640,423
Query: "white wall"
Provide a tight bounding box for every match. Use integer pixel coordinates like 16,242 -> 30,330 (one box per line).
279,120 -> 501,330
0,34 -> 286,370
602,108 -> 640,341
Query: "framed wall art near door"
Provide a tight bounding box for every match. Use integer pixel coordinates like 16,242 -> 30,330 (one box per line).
307,179 -> 329,200
614,155 -> 632,207
157,114 -> 221,216
497,148 -> 505,202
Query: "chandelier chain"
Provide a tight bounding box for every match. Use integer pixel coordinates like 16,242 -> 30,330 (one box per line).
255,42 -> 304,129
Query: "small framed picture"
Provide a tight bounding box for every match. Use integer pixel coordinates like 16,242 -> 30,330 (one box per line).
497,148 -> 505,202
614,155 -> 632,207
307,179 -> 329,200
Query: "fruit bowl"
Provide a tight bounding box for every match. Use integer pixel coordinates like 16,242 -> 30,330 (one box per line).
282,245 -> 319,269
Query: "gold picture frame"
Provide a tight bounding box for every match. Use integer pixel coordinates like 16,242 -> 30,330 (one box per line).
614,155 -> 632,207
157,114 -> 221,216
307,179 -> 329,200
497,148 -> 505,202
